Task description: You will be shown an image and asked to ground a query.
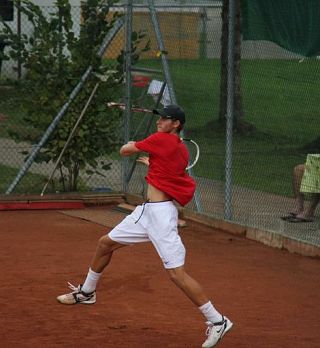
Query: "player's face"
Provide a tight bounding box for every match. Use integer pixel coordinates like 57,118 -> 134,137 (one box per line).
156,117 -> 179,134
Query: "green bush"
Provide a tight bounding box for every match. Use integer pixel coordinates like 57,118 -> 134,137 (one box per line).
0,0 -> 148,192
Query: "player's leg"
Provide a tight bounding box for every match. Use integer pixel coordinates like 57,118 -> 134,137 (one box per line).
56,236 -> 125,305
147,201 -> 224,318
166,266 -> 209,306
147,201 -> 233,347
90,235 -> 125,273
166,266 -> 233,348
57,204 -> 149,305
80,235 -> 125,294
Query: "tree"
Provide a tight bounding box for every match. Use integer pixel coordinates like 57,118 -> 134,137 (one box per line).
0,0 -> 149,192
219,0 -> 254,134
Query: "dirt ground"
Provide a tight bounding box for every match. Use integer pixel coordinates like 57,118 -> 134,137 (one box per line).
0,206 -> 319,348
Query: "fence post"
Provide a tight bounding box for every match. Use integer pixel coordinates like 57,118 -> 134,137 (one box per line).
122,0 -> 133,193
225,0 -> 236,220
147,0 -> 202,212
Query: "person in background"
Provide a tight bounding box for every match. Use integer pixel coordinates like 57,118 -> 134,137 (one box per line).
281,163 -> 320,222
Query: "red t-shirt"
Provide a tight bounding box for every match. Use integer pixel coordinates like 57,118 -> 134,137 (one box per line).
135,132 -> 196,206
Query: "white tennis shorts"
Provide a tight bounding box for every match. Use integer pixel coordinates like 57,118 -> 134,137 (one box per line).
108,200 -> 186,269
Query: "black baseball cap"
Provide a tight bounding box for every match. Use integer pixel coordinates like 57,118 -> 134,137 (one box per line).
153,104 -> 186,125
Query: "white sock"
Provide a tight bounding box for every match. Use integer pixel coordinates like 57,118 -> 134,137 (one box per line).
199,301 -> 223,323
81,268 -> 102,293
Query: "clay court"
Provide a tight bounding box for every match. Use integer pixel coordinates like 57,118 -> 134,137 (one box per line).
0,205 -> 319,348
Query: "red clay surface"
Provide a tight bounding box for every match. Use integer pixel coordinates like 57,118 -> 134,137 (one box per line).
0,207 -> 319,348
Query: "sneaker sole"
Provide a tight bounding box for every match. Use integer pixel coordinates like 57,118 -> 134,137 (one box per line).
56,296 -> 96,305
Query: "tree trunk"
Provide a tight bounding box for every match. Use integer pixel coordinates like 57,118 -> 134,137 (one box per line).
218,0 -> 254,134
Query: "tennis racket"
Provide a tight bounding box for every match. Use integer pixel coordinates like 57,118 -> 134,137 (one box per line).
107,102 -> 200,169
107,102 -> 153,114
181,138 -> 200,170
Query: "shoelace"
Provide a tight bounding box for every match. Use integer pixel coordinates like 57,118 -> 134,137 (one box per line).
67,282 -> 80,293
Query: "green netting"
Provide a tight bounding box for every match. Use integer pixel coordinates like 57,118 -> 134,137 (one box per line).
242,0 -> 320,57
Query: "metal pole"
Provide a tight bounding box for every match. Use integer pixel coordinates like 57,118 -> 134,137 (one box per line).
6,17 -> 124,194
147,0 -> 175,104
125,82 -> 167,184
122,0 -> 133,193
17,0 -> 22,79
147,0 -> 202,212
40,83 -> 99,196
225,0 -> 236,220
199,7 -> 208,59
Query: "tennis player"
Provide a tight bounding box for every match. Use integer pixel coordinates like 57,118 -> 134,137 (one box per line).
57,104 -> 233,347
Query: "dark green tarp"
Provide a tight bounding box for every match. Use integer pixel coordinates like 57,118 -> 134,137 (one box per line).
241,0 -> 320,57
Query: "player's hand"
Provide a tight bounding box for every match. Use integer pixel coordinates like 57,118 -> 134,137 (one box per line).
136,156 -> 149,166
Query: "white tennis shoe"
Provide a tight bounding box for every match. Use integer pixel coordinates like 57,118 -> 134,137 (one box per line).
57,282 -> 96,305
202,316 -> 233,348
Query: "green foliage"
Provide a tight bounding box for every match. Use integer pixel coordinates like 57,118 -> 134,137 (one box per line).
0,0 -> 149,192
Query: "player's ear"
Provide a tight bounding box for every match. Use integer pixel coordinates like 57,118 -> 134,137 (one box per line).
173,119 -> 182,133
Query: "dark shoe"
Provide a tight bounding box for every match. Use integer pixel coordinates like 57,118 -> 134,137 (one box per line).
285,216 -> 314,223
280,212 -> 297,221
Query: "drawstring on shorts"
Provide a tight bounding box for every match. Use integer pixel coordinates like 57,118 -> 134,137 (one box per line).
134,199 -> 172,224
134,200 -> 148,224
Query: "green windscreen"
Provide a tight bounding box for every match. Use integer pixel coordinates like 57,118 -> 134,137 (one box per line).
241,0 -> 320,57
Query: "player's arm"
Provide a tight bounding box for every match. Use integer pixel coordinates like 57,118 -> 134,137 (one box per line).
120,141 -> 141,157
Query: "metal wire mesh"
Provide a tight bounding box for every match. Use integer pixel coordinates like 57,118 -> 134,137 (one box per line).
0,1 -> 319,246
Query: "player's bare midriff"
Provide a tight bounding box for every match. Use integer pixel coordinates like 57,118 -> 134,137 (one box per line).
147,183 -> 172,202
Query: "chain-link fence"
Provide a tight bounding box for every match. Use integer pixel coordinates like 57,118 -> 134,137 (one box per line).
0,1 -> 319,247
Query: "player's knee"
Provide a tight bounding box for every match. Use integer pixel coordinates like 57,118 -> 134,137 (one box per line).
167,267 -> 186,286
97,235 -> 113,253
